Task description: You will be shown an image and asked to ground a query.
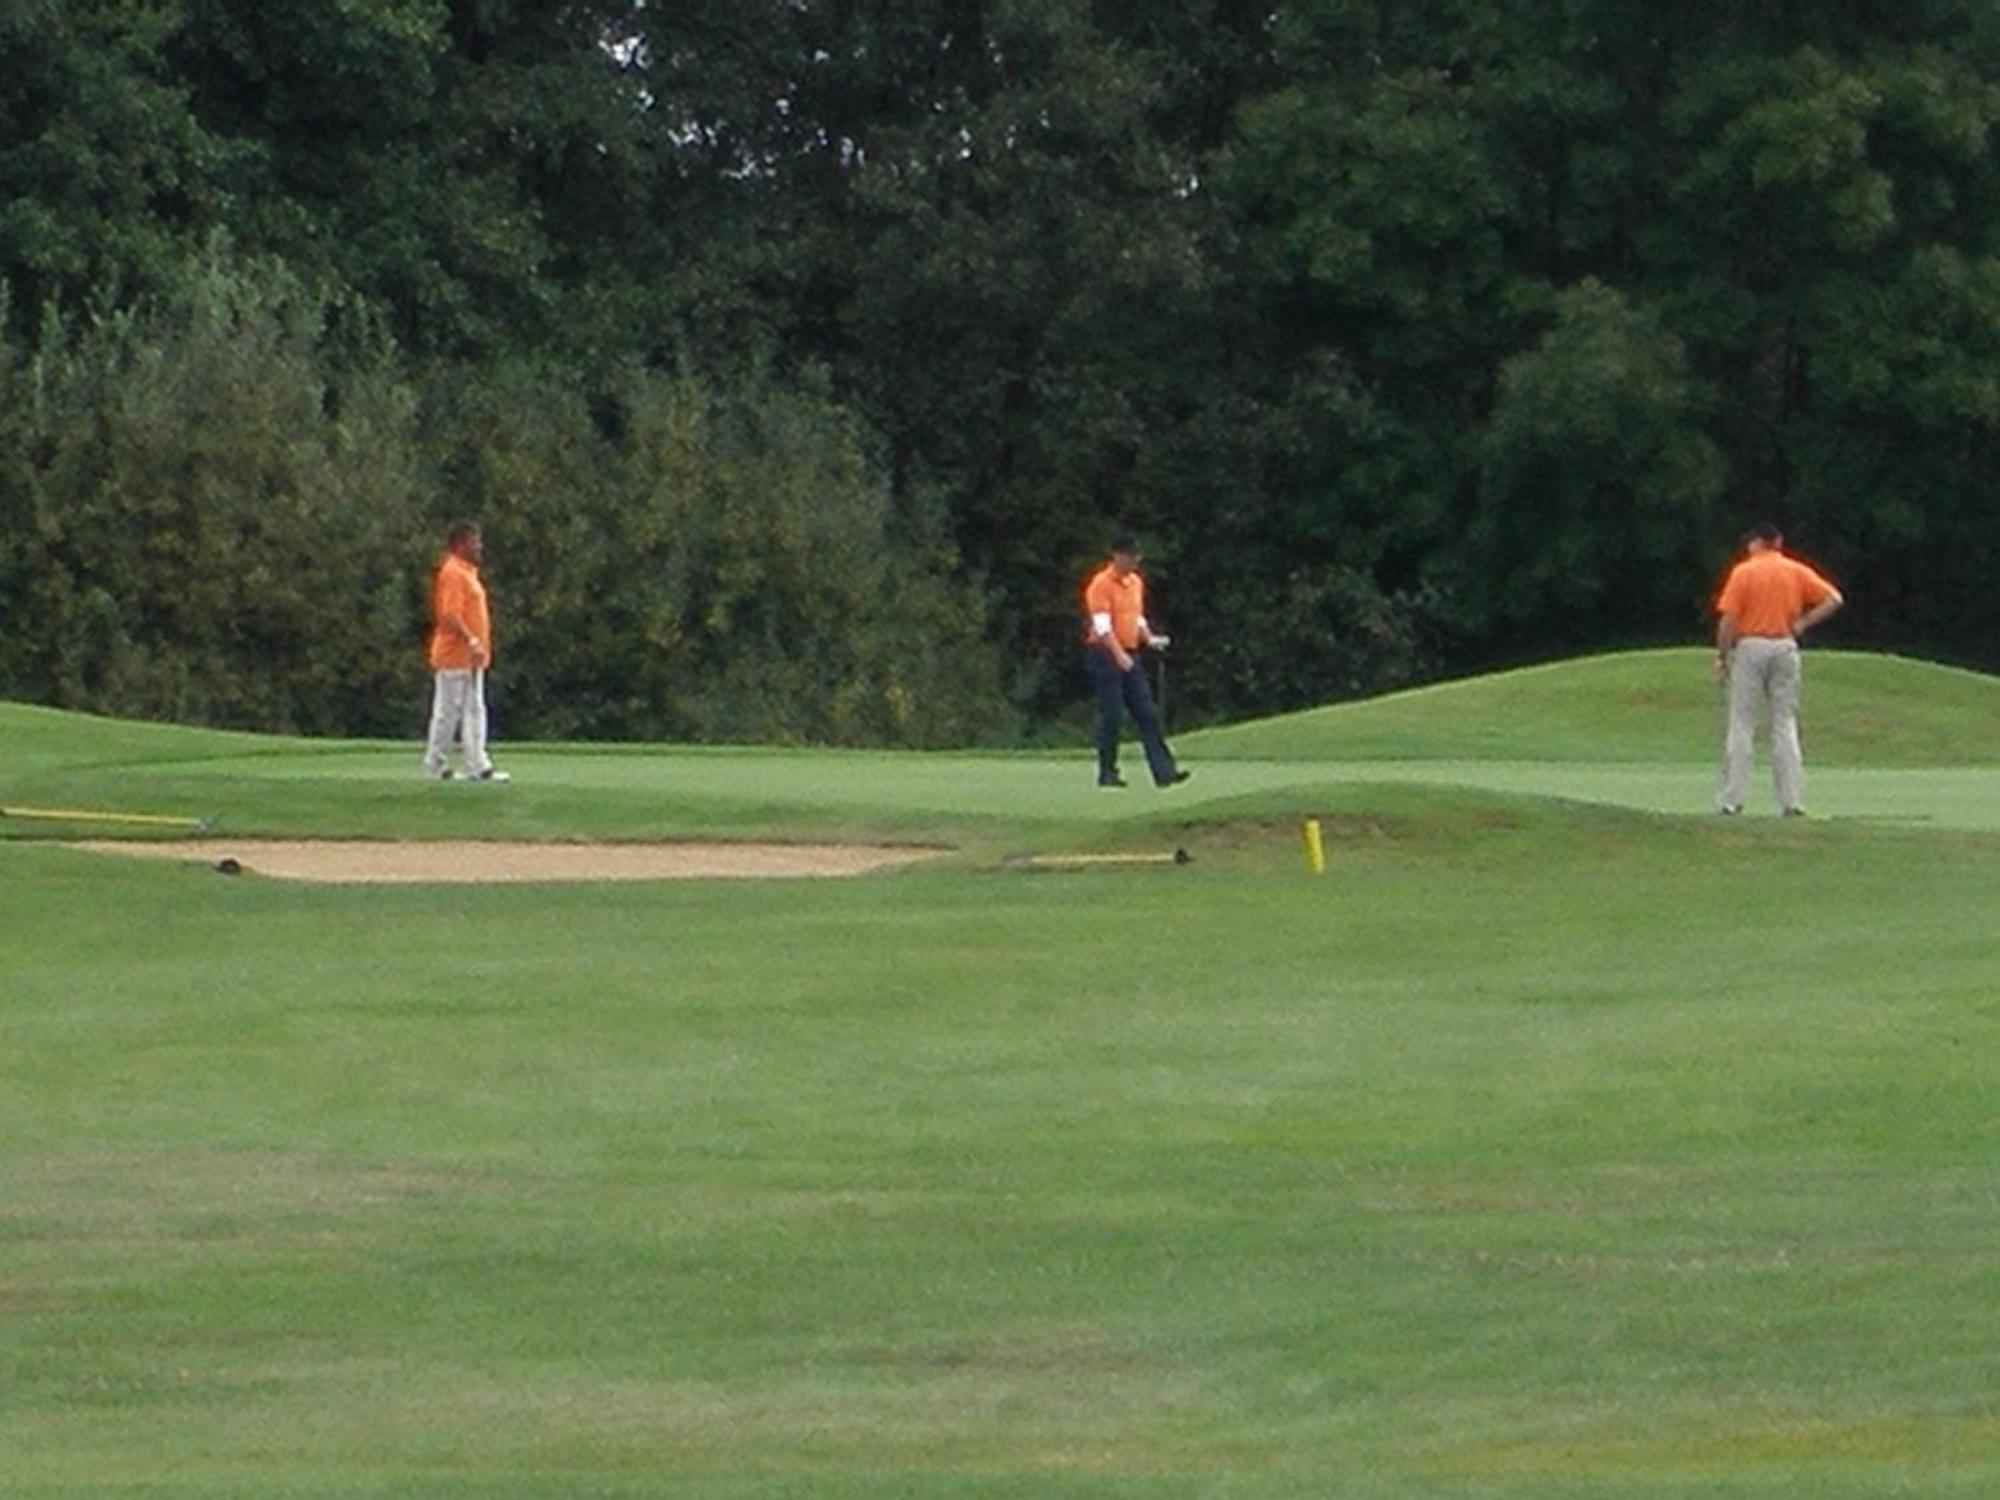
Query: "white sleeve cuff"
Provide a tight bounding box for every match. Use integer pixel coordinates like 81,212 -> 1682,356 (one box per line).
1090,611 -> 1113,638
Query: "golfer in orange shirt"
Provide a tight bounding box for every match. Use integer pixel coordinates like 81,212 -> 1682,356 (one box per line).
1082,534 -> 1190,789
1713,523 -> 1843,816
423,521 -> 510,783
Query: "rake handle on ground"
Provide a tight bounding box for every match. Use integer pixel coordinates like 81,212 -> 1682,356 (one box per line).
1,805 -> 207,829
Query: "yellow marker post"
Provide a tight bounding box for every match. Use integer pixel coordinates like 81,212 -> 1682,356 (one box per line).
1301,817 -> 1326,874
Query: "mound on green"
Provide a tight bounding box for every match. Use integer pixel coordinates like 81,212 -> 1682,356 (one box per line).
1183,649 -> 2000,766
0,700 -> 306,779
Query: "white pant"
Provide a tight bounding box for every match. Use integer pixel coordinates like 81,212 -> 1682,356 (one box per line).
424,669 -> 493,777
1719,637 -> 1803,813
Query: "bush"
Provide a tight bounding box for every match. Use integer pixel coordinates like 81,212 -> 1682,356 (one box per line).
420,361 -> 1013,746
0,248 -> 1015,746
0,250 -> 425,733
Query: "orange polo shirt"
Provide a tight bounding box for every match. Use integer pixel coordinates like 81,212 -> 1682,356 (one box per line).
428,553 -> 492,670
1716,549 -> 1837,639
1082,564 -> 1147,650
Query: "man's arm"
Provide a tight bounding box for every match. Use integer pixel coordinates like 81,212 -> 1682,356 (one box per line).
435,577 -> 489,666
438,609 -> 481,650
1795,586 -> 1844,637
1084,577 -> 1135,672
1714,614 -> 1738,682
1090,612 -> 1134,672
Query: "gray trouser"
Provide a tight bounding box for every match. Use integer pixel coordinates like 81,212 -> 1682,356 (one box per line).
1719,636 -> 1803,812
424,668 -> 492,776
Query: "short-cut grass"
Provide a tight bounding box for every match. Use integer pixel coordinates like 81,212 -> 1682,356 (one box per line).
1184,647 -> 2000,765
2,650 -> 1996,1497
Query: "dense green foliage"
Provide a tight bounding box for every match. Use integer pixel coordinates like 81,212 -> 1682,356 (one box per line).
0,253 -> 1001,742
7,1 -> 2000,738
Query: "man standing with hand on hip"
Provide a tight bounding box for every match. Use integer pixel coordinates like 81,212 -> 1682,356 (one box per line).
1082,533 -> 1190,789
1714,523 -> 1843,816
423,521 -> 510,783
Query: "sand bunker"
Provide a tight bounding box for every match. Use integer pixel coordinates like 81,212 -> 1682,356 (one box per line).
65,839 -> 941,884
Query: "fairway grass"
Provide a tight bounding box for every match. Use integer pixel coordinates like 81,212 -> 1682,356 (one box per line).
3,652 -> 1998,1496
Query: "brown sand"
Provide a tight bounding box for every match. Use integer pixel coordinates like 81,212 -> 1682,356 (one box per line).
64,839 -> 941,884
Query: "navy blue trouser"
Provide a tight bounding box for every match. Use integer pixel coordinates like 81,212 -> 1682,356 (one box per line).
1085,648 -> 1178,785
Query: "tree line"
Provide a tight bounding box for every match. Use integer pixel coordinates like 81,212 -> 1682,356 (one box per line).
6,1 -> 2000,741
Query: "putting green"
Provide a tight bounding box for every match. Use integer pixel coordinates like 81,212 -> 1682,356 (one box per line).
11,648 -> 1998,840
73,748 -> 2000,829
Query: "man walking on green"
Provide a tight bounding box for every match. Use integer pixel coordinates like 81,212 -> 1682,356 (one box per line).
1081,534 -> 1190,789
1713,524 -> 1843,816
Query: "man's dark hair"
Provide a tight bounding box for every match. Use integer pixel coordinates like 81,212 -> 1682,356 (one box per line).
446,521 -> 481,548
1749,522 -> 1783,546
1110,532 -> 1140,556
